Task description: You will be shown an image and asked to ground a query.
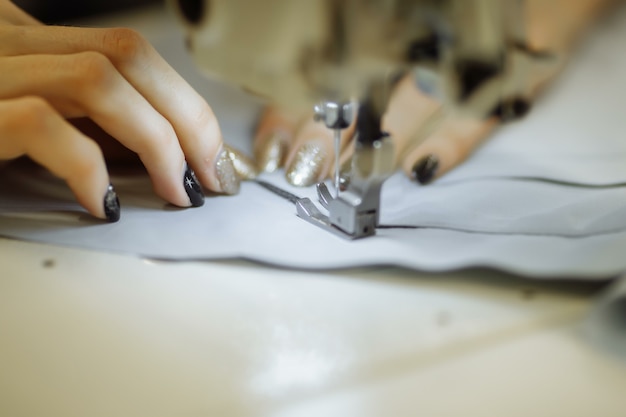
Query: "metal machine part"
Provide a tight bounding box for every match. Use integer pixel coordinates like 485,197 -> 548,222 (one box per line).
170,0 -> 550,239
296,131 -> 394,239
313,101 -> 354,196
279,86 -> 394,240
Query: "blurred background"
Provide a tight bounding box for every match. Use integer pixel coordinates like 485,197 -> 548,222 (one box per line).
12,0 -> 161,23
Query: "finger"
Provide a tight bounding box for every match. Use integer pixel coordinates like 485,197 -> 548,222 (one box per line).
284,109 -> 356,187
525,0 -> 616,52
285,74 -> 439,188
381,74 -> 441,164
368,73 -> 496,185
0,52 -> 201,207
401,116 -> 498,184
253,105 -> 301,173
0,96 -> 119,221
0,25 -> 238,194
0,1 -> 41,25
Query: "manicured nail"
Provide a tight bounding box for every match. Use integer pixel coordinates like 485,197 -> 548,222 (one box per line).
215,148 -> 240,195
255,131 -> 287,173
490,98 -> 532,122
183,163 -> 205,207
286,142 -> 327,187
225,144 -> 258,180
103,184 -> 120,222
412,154 -> 439,185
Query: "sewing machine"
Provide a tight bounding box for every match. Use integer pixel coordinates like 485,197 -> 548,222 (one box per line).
2,4 -> 626,416
170,0 -> 546,239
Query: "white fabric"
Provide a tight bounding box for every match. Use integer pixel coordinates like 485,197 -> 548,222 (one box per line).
1,4 -> 626,280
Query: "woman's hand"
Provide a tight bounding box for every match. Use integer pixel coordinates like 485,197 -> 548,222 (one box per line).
0,0 -> 242,222
252,0 -> 616,188
253,75 -> 499,187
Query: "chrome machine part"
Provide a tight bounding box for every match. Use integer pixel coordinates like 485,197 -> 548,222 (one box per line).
170,0 -> 547,239
298,81 -> 395,240
313,101 -> 354,196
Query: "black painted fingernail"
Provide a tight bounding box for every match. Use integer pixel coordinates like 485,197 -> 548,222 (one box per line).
412,154 -> 439,185
184,163 -> 205,207
104,184 -> 120,222
490,98 -> 532,122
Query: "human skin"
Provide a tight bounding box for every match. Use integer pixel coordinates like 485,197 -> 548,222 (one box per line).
0,0 -> 616,221
253,0 -> 618,187
0,0 -> 241,221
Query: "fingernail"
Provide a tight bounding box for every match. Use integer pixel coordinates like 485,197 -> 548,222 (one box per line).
183,163 -> 205,207
490,98 -> 532,122
286,142 -> 327,187
412,154 -> 439,185
255,131 -> 287,173
215,148 -> 241,195
103,184 -> 120,222
225,144 -> 258,180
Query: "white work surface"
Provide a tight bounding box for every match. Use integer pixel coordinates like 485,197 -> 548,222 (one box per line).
3,238 -> 626,417
2,4 -> 626,417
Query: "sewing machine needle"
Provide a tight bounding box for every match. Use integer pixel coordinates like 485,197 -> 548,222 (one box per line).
334,129 -> 341,198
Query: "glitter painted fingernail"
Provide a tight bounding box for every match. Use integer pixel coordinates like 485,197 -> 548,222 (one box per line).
255,131 -> 287,173
183,163 -> 205,207
103,184 -> 120,222
286,142 -> 327,187
215,148 -> 241,195
225,144 -> 258,180
411,154 -> 439,185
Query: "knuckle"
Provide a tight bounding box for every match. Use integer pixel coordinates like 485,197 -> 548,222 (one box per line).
101,27 -> 148,64
69,51 -> 116,93
189,104 -> 224,152
152,127 -> 178,154
194,104 -> 217,133
69,143 -> 104,180
135,120 -> 179,162
0,25 -> 15,55
0,96 -> 55,135
449,134 -> 474,163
